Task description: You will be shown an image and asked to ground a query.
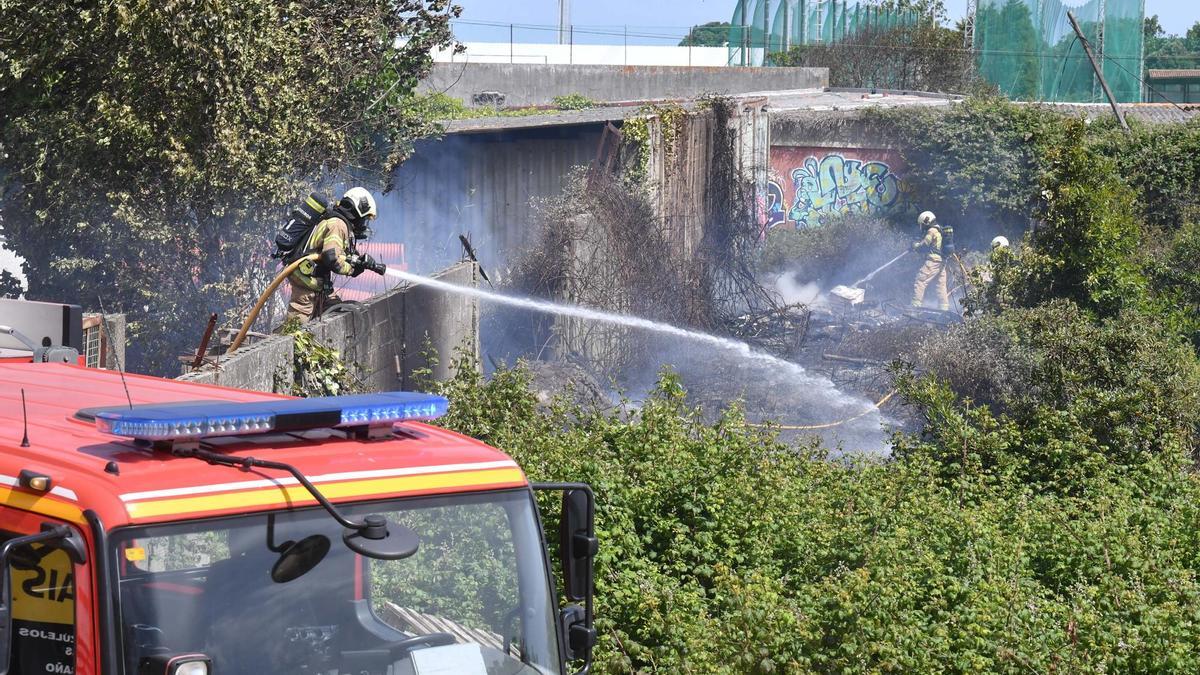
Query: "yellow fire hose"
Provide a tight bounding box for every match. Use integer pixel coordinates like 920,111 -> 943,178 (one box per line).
226,253 -> 319,355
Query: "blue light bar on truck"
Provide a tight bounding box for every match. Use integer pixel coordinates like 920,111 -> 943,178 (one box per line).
92,392 -> 448,441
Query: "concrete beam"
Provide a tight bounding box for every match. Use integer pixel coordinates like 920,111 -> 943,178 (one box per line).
420,62 -> 828,108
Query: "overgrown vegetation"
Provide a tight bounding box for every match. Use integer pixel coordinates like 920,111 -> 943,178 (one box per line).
278,318 -> 361,397
771,21 -> 977,93
514,97 -> 777,378
404,92 -> 600,122
866,96 -> 1200,245
428,354 -> 1200,673
432,96 -> 1200,671
407,92 -> 576,120
0,0 -> 460,374
551,94 -> 599,110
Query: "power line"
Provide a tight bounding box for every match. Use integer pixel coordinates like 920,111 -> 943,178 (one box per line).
1100,50 -> 1192,112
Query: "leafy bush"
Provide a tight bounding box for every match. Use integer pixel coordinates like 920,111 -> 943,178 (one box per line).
279,317 -> 361,397
427,354 -> 1200,673
1090,118 -> 1200,230
0,0 -> 458,374
552,94 -> 599,110
866,97 -> 1067,246
1148,220 -> 1200,342
911,300 -> 1200,484
973,122 -> 1147,318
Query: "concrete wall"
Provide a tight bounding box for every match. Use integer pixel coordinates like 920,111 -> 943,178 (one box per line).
644,99 -> 771,257
381,124 -> 603,273
179,263 -> 479,393
765,110 -> 911,230
432,42 -> 731,67
420,62 -> 827,108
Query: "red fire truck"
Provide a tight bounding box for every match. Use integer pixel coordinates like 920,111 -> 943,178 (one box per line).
0,303 -> 596,675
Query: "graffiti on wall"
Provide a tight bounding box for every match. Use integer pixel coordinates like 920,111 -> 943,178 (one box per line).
767,148 -> 908,229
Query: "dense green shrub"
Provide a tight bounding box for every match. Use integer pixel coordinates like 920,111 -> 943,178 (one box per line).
427,355 -> 1200,673
910,300 -> 1200,485
974,122 -> 1147,318
1148,220 -> 1200,342
1090,118 -> 1200,230
866,97 -> 1066,245
551,94 -> 599,110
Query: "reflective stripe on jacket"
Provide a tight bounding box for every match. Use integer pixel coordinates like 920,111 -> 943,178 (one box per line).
290,216 -> 354,291
916,226 -> 943,261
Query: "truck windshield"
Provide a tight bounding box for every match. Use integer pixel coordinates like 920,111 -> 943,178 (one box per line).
111,489 -> 561,675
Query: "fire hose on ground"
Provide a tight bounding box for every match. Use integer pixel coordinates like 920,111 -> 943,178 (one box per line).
227,253 -> 319,355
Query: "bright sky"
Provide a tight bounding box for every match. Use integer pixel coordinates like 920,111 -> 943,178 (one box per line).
450,0 -> 1198,42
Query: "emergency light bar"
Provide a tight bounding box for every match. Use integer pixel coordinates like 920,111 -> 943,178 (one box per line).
92,392 -> 448,442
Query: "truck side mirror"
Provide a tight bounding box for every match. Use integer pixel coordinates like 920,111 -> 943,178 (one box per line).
0,524 -> 87,675
533,482 -> 598,671
558,488 -> 597,602
558,488 -> 596,665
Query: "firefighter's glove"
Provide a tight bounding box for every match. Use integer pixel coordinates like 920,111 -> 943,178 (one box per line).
347,253 -> 367,277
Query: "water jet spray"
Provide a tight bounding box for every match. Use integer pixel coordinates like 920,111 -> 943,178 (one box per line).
385,268 -> 891,450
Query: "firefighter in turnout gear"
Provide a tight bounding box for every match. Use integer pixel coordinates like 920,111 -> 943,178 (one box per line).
911,210 -> 950,311
287,187 -> 386,321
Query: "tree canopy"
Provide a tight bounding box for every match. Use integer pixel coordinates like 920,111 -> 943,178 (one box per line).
0,0 -> 460,373
1144,15 -> 1200,70
679,21 -> 732,47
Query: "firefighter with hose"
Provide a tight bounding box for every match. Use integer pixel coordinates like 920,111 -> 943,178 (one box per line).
911,210 -> 951,311
286,187 -> 387,322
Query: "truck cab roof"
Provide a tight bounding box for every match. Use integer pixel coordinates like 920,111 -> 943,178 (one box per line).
0,363 -> 525,529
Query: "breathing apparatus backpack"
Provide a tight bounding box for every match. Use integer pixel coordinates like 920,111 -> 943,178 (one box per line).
941,223 -> 956,256
273,193 -> 330,263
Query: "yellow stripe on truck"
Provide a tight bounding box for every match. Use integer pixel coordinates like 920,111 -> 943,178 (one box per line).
124,468 -> 527,520
0,487 -> 85,524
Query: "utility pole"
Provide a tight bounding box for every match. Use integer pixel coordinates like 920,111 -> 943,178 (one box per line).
558,0 -> 571,45
1066,10 -> 1129,134
799,0 -> 806,45
782,1 -> 790,52
963,0 -> 976,49
762,0 -> 770,65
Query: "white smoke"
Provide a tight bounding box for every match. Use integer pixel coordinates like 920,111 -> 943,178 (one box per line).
770,270 -> 827,307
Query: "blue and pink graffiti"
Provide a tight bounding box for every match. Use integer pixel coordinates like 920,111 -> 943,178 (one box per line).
768,153 -> 906,228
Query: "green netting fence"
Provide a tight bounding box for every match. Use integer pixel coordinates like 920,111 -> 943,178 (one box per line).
727,0 -> 1144,102
727,0 -> 918,66
976,0 -> 1143,102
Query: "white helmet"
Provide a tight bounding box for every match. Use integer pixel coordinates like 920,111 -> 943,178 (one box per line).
342,187 -> 377,220
991,235 -> 1010,249
917,211 -> 937,227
